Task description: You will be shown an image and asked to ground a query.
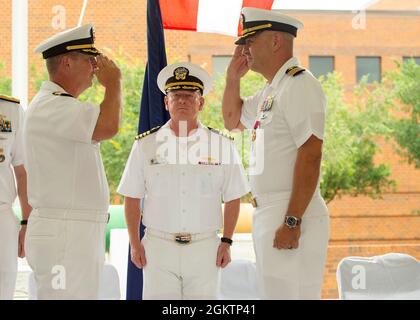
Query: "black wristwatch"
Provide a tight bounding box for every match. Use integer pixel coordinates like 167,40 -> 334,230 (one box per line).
284,216 -> 302,229
221,237 -> 233,246
20,220 -> 28,226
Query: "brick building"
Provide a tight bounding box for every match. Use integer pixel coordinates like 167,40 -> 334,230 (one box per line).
1,0 -> 419,299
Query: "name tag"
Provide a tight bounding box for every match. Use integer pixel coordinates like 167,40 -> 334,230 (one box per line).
198,157 -> 221,166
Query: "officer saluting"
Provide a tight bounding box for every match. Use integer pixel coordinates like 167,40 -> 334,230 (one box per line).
118,62 -> 250,300
0,95 -> 32,300
222,8 -> 330,299
23,24 -> 122,299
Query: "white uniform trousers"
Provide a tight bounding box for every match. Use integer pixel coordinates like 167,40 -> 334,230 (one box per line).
25,209 -> 107,300
252,192 -> 330,300
142,229 -> 220,300
0,205 -> 19,300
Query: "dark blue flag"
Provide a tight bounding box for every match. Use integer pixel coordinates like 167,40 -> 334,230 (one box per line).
126,0 -> 170,300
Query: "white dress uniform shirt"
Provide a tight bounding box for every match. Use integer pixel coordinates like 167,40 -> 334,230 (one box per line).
0,99 -> 24,206
0,97 -> 24,300
118,120 -> 250,234
23,81 -> 109,212
241,57 -> 326,208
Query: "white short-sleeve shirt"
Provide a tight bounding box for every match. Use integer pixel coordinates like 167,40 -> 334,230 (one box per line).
241,57 -> 326,197
117,120 -> 250,233
23,81 -> 109,211
0,98 -> 25,205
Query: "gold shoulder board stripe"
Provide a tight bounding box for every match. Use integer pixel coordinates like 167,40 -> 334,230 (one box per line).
53,92 -> 74,98
286,66 -> 305,77
135,126 -> 161,140
0,95 -> 20,104
208,127 -> 234,141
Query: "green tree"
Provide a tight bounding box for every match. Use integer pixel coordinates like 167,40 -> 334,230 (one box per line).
387,59 -> 420,168
0,61 -> 12,95
321,72 -> 395,202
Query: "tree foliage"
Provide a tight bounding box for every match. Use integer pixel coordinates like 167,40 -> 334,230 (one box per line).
386,59 -> 420,168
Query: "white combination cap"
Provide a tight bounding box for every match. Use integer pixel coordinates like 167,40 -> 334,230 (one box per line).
35,23 -> 100,59
157,62 -> 212,96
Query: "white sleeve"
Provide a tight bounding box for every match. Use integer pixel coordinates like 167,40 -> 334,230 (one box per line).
240,91 -> 261,129
11,105 -> 24,167
222,141 -> 251,202
117,141 -> 146,199
52,98 -> 100,143
283,77 -> 326,148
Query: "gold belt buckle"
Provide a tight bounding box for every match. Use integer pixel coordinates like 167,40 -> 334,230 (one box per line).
175,233 -> 192,244
251,197 -> 258,208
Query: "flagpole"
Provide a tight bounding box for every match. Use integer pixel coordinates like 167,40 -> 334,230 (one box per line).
12,0 -> 28,108
78,0 -> 89,26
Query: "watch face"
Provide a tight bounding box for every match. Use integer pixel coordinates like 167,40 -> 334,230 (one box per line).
286,217 -> 297,227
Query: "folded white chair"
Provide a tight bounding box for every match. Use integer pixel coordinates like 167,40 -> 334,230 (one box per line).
27,271 -> 37,300
336,253 -> 420,300
218,259 -> 258,300
27,263 -> 121,300
98,264 -> 121,300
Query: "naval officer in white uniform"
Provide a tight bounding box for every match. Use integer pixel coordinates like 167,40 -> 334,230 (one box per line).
118,62 -> 250,300
0,95 -> 32,300
222,8 -> 330,299
23,24 -> 122,299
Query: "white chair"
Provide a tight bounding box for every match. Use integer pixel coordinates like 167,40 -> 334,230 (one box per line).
98,264 -> 121,300
28,263 -> 121,300
27,271 -> 37,300
218,259 -> 258,300
336,253 -> 420,300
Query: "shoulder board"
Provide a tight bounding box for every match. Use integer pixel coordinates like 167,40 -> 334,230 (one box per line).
52,91 -> 74,98
286,66 -> 305,77
208,127 -> 234,141
0,94 -> 20,104
135,126 -> 161,140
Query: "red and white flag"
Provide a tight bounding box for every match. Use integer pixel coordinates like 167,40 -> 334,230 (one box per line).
159,0 -> 275,36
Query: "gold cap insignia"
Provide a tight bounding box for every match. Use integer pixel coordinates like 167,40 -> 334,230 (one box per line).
174,67 -> 189,81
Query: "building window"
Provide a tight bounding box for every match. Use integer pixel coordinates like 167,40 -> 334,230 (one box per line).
356,57 -> 381,83
309,56 -> 334,79
403,56 -> 420,65
212,55 -> 232,78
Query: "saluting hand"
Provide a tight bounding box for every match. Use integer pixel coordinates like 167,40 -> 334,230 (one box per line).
226,45 -> 249,81
94,54 -> 122,88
